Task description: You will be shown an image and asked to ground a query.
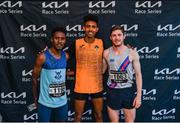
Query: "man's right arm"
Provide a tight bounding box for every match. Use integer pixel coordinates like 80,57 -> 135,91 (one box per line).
66,41 -> 76,75
32,53 -> 45,107
103,49 -> 109,74
66,41 -> 76,59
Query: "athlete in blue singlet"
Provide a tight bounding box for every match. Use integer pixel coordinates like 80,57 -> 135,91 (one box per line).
103,25 -> 142,122
32,27 -> 69,122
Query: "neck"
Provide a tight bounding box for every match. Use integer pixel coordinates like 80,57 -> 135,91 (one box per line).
113,44 -> 124,50
84,37 -> 95,43
112,45 -> 126,54
50,47 -> 61,58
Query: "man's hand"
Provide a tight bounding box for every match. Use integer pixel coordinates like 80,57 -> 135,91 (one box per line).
34,99 -> 38,109
126,44 -> 136,50
66,69 -> 75,76
133,95 -> 141,109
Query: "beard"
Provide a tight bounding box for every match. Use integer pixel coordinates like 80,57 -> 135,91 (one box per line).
54,44 -> 64,51
113,41 -> 123,47
85,31 -> 95,38
114,44 -> 121,47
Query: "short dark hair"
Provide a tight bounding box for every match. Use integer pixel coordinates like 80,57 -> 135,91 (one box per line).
51,27 -> 66,37
83,14 -> 99,25
110,25 -> 125,35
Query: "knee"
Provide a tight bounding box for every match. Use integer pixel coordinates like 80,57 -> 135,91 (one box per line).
125,116 -> 135,122
74,112 -> 82,121
94,112 -> 103,121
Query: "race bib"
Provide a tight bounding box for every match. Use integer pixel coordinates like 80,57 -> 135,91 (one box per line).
110,70 -> 128,83
49,82 -> 66,97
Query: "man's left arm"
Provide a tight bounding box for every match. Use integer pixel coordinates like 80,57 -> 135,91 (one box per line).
132,51 -> 142,108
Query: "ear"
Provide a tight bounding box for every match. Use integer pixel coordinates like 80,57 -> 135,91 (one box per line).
110,35 -> 112,41
96,27 -> 99,32
83,26 -> 85,31
123,34 -> 126,40
51,38 -> 53,42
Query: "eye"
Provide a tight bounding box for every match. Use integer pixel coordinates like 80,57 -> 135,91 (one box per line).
55,37 -> 66,40
112,34 -> 116,37
85,25 -> 90,28
92,26 -> 97,29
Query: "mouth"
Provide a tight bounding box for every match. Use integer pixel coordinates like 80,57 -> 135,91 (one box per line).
115,40 -> 121,43
88,32 -> 93,35
114,41 -> 120,44
57,44 -> 64,48
113,40 -> 122,45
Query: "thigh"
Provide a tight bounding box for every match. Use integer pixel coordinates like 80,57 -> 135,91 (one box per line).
107,106 -> 119,122
54,104 -> 68,122
74,99 -> 86,115
123,108 -> 136,122
91,97 -> 103,113
91,92 -> 103,112
122,88 -> 136,109
107,89 -> 123,110
74,92 -> 88,114
38,103 -> 51,122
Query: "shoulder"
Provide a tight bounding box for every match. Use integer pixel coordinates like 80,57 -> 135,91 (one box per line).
35,52 -> 46,65
95,38 -> 103,43
65,52 -> 69,60
103,47 -> 111,58
38,52 -> 46,61
129,48 -> 139,60
75,38 -> 84,45
95,38 -> 104,47
76,38 -> 84,42
104,47 -> 110,54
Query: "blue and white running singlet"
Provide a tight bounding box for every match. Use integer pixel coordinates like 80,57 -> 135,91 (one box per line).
38,50 -> 67,108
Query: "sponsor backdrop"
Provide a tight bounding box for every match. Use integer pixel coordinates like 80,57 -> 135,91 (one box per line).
0,0 -> 180,122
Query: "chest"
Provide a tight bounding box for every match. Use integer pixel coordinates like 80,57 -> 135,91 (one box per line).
76,42 -> 103,58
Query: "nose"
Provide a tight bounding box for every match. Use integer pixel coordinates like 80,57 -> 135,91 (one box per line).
114,35 -> 119,40
58,37 -> 65,42
88,26 -> 95,31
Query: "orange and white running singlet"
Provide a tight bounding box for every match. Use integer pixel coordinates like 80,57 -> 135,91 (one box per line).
75,38 -> 103,93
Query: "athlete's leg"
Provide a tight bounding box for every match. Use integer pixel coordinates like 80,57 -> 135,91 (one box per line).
106,88 -> 123,122
123,108 -> 136,122
122,87 -> 136,122
92,97 -> 103,122
54,103 -> 68,122
38,103 -> 51,122
107,106 -> 119,122
74,99 -> 86,122
74,92 -> 88,122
